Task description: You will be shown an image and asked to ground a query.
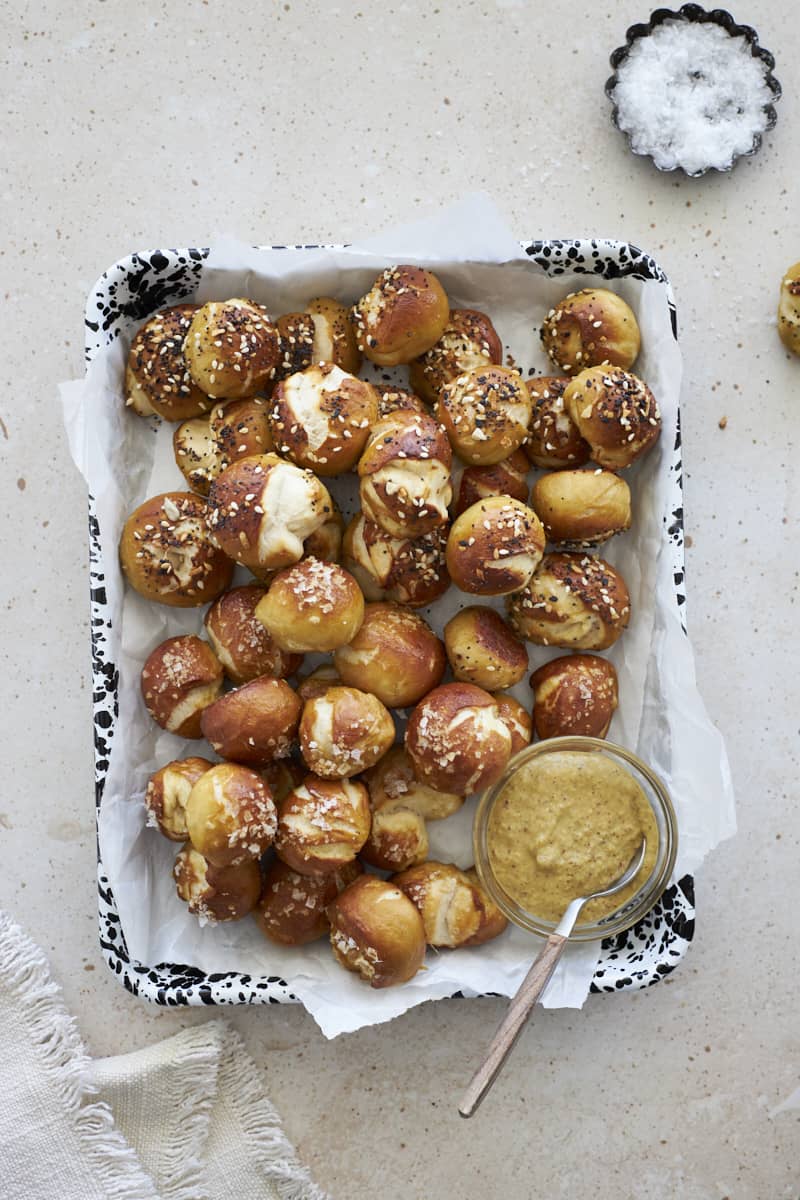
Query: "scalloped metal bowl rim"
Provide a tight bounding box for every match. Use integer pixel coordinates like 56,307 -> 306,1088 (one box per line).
605,3 -> 782,178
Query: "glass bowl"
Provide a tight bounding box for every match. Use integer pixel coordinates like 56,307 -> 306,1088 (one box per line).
473,736 -> 678,943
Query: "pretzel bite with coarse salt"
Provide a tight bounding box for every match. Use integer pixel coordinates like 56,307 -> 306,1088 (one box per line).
360,746 -> 463,872
299,686 -> 395,779
200,676 -> 301,765
351,265 -> 450,366
256,858 -> 362,946
358,410 -> 453,538
530,468 -> 632,547
185,762 -> 277,868
530,653 -> 618,739
174,846 -> 262,923
405,682 -> 512,796
392,860 -> 508,948
274,775 -> 370,876
443,606 -> 528,691
269,363 -> 378,476
206,454 -> 333,574
445,496 -> 545,597
540,287 -> 641,375
204,585 -> 302,684
492,693 -> 532,755
334,602 -> 445,709
184,299 -> 280,400
119,492 -> 234,607
408,308 -> 503,405
125,304 -> 212,420
524,376 -> 591,470
343,515 -> 450,609
254,559 -> 365,654
374,384 -> 428,418
144,756 -> 214,841
437,364 -> 532,466
506,552 -> 630,650
563,367 -> 661,470
140,634 -> 224,738
173,417 -> 223,496
327,874 -> 426,988
454,448 -> 529,516
296,663 -> 343,702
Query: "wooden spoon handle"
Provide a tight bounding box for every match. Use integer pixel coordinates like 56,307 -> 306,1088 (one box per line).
458,933 -> 567,1119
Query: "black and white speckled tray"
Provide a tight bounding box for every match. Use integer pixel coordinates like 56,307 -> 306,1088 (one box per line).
87,240 -> 695,1008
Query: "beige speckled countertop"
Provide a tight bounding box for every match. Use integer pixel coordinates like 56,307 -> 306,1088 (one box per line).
1,2 -> 798,1196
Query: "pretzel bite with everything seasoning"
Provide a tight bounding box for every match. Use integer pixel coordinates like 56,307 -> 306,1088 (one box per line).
256,858 -> 362,945
268,364 -> 378,476
200,676 -> 302,765
506,552 -> 630,650
343,514 -> 450,609
209,396 -> 274,467
437,364 -> 532,466
144,757 -> 214,841
204,585 -> 302,684
274,775 -> 370,875
563,367 -> 661,469
443,607 -> 528,691
140,634 -> 224,737
358,411 -> 453,538
327,874 -> 426,988
119,492 -> 234,607
334,603 -> 445,708
524,376 -> 591,469
778,262 -> 800,355
125,304 -> 212,420
540,288 -> 641,375
454,448 -> 529,516
184,299 -> 280,400
299,686 -> 395,779
392,861 -> 508,948
530,653 -> 618,739
306,296 -> 363,373
374,384 -> 429,418
174,846 -> 262,923
173,416 -> 223,495
254,559 -> 365,654
492,693 -> 532,755
275,312 -> 315,379
405,683 -> 512,795
408,308 -> 503,405
206,454 -> 333,574
351,265 -> 450,366
445,497 -> 545,597
185,762 -> 277,867
302,495 -> 344,564
530,468 -> 632,547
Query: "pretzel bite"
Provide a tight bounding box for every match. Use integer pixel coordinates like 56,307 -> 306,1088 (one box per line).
299,686 -> 395,779
334,602 -> 445,708
443,607 -> 528,690
306,296 -> 363,373
563,367 -> 661,470
125,304 -> 212,420
374,384 -> 428,418
778,262 -> 800,355
174,846 -> 262,923
343,515 -> 450,609
173,416 -> 223,495
358,410 -> 453,538
408,308 -> 503,404
144,756 -> 213,841
206,454 -> 333,573
406,682 -> 512,795
275,775 -> 370,875
360,746 -> 463,872
446,497 -> 545,597
393,861 -> 507,948
464,866 -> 509,945
209,396 -> 274,468
437,364 -> 531,466
140,634 -> 224,737
454,448 -> 529,516
119,492 -> 234,607
302,496 -> 344,564
506,552 -> 630,650
269,364 -> 378,476
351,265 -> 449,366
327,874 -> 426,987
184,299 -> 280,400
492,693 -> 532,755
260,757 -> 306,806
296,663 -> 343,702
256,858 -> 361,945
204,585 -> 302,684
525,376 -> 591,469
254,559 -> 365,653
531,468 -> 632,547
530,652 -> 618,739
185,762 -> 277,867
200,676 -> 301,765
275,312 -> 315,379
540,288 -> 641,375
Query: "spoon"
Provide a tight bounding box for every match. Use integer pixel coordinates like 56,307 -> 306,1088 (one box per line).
458,837 -> 647,1118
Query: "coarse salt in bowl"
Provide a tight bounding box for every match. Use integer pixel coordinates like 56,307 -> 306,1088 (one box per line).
606,5 -> 781,177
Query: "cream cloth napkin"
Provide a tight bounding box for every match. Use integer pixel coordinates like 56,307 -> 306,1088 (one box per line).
0,910 -> 329,1200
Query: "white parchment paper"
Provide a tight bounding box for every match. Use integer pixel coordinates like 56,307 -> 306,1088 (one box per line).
61,194 -> 735,1037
